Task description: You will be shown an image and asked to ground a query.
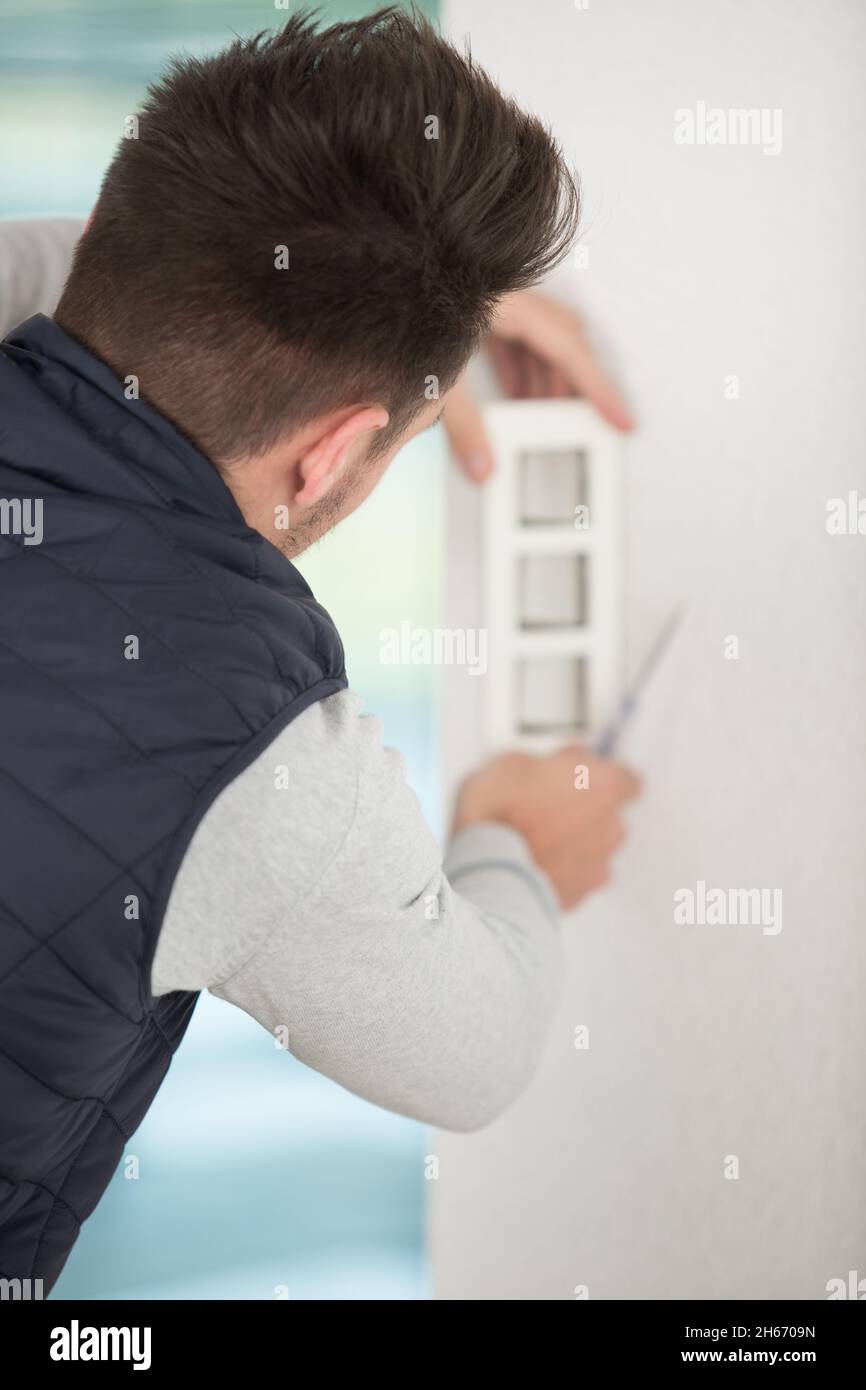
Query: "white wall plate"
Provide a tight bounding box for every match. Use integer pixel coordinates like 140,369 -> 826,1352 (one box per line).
481,399 -> 623,752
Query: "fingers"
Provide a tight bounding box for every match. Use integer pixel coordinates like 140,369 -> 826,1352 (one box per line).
556,743 -> 642,803
586,753 -> 642,804
602,759 -> 642,802
441,379 -> 494,483
492,290 -> 635,432
522,346 -> 550,399
487,336 -> 524,398
488,340 -> 580,401
596,815 -> 627,854
546,806 -> 630,910
560,812 -> 627,860
549,853 -> 613,911
547,363 -> 573,398
453,738 -> 641,910
444,287 -> 635,488
556,325 -> 635,433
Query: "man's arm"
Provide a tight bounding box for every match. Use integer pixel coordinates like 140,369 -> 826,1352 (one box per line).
152,691 -> 565,1132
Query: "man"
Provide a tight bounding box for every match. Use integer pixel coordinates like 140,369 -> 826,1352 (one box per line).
0,8 -> 639,1292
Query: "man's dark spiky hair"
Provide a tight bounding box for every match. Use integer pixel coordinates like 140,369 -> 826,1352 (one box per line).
57,6 -> 580,464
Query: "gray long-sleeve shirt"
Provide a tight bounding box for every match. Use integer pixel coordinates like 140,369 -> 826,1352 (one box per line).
152,690 -> 564,1130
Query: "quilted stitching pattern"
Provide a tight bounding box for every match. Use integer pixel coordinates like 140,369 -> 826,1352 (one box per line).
0,317 -> 347,1289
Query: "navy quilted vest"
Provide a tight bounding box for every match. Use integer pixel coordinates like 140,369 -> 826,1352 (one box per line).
0,315 -> 347,1291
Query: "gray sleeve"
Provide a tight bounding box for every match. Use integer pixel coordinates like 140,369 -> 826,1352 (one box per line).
153,690 -> 564,1132
0,217 -> 84,334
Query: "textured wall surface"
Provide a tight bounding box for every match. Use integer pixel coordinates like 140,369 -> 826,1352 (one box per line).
434,0 -> 866,1300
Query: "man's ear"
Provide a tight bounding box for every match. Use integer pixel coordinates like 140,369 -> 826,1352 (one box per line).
294,405 -> 389,509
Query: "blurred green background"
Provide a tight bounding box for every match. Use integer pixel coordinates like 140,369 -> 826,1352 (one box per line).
2,0 -> 444,1299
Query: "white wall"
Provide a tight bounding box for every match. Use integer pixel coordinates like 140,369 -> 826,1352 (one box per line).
434,0 -> 866,1299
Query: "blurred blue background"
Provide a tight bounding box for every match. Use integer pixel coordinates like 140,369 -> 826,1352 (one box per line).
2,0 -> 443,1299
